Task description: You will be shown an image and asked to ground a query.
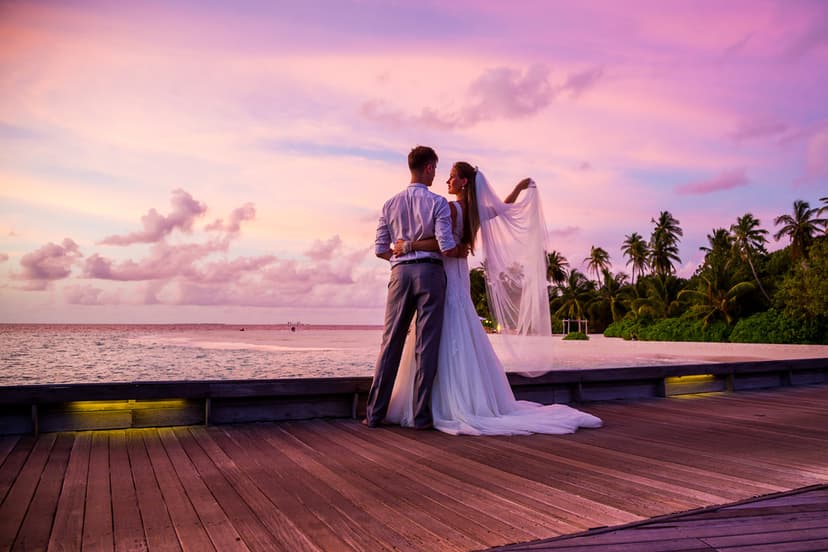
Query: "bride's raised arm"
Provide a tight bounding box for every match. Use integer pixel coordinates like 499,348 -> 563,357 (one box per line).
503,178 -> 533,204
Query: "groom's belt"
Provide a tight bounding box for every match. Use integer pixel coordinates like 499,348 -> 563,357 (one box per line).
394,257 -> 443,267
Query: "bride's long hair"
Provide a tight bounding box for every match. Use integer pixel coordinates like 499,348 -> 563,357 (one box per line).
453,161 -> 481,254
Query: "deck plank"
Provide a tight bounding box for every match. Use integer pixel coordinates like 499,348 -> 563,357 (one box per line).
288,420 -> 502,550
48,432 -> 91,552
0,435 -> 32,505
490,485 -> 828,551
109,430 -> 147,552
220,425 -> 391,552
82,432 -> 113,551
433,433 -> 717,514
156,428 -> 250,551
172,426 -> 289,551
256,424 -> 433,551
0,435 -> 20,469
126,430 -> 182,551
181,426 -> 318,551
13,433 -> 73,551
140,429 -> 216,552
234,425 -> 408,552
0,433 -> 55,550
325,420 -> 583,540
332,420 -> 638,529
197,425 -> 354,551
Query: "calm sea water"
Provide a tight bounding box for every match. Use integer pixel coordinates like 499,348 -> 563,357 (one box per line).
0,324 -> 383,385
4,324 -> 825,386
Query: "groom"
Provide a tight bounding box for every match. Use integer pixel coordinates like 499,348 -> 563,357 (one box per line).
365,145 -> 459,429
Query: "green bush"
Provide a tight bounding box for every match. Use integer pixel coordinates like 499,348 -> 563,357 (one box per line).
563,331 -> 589,340
604,318 -> 645,340
603,321 -> 624,338
636,317 -> 730,342
730,309 -> 828,344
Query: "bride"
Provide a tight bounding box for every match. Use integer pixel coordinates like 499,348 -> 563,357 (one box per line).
385,162 -> 602,435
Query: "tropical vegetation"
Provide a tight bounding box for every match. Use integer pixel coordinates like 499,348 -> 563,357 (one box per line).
469,197 -> 828,344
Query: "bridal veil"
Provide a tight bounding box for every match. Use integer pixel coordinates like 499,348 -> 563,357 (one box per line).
476,170 -> 558,374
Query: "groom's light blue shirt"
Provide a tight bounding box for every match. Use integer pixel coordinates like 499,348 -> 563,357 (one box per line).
375,183 -> 456,266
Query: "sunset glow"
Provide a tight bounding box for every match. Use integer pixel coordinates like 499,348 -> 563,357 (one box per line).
1,0 -> 826,323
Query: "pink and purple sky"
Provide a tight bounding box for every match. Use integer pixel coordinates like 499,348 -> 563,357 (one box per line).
1,0 -> 826,324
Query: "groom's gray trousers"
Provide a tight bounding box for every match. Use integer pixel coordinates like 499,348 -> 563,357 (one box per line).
366,261 -> 446,428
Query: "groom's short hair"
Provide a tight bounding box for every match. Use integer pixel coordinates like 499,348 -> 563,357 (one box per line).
408,146 -> 438,172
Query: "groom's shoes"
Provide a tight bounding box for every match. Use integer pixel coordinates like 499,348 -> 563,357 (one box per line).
414,422 -> 434,431
362,418 -> 394,428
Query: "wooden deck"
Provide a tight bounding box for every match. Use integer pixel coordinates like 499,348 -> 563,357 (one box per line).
490,485 -> 828,551
0,384 -> 826,551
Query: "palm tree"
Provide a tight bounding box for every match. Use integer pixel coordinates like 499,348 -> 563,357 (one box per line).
630,274 -> 684,320
595,268 -> 630,323
819,196 -> 828,225
773,200 -> 827,260
584,246 -> 611,286
621,232 -> 649,284
546,250 -> 569,287
553,269 -> 594,321
649,211 -> 683,276
679,270 -> 755,326
730,213 -> 770,301
700,228 -> 732,260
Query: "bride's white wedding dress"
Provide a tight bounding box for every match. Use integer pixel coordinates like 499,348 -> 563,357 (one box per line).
386,201 -> 602,436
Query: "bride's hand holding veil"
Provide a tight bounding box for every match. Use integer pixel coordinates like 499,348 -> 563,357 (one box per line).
504,178 -> 534,204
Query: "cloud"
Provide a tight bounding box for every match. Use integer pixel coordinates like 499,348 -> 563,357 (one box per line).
83,239 -> 228,281
64,283 -> 105,305
170,257 -> 373,308
195,255 -> 279,284
99,189 -> 207,246
559,66 -> 605,98
720,32 -> 754,60
675,169 -> 750,196
361,64 -> 604,130
76,230 -> 376,308
205,202 -> 256,233
729,117 -> 789,142
548,226 -> 581,239
463,64 -> 556,122
14,238 -> 82,290
305,235 -> 343,261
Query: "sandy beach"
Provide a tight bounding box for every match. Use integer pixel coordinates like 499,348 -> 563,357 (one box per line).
492,334 -> 828,373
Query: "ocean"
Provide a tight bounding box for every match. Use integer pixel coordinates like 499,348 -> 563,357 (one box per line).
3,324 -> 826,386
0,324 -> 383,385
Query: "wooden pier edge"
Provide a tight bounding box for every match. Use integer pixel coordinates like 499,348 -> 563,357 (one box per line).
0,357 -> 825,435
